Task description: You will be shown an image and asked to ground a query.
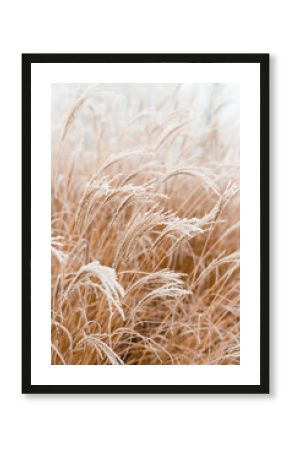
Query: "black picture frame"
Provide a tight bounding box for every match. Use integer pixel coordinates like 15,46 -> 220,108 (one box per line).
22,53 -> 269,394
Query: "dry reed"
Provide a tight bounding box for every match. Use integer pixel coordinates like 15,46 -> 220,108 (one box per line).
51,84 -> 240,365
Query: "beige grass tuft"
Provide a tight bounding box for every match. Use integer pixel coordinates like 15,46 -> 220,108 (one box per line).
51,84 -> 240,365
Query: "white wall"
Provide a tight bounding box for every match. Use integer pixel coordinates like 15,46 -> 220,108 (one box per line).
0,1 -> 286,449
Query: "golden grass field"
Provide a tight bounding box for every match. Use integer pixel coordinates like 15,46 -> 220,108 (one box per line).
51,84 -> 240,365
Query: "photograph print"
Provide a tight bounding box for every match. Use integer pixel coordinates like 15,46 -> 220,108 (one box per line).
51,82 -> 240,366
22,54 -> 269,393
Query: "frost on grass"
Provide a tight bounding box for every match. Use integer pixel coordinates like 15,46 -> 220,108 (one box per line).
51,84 -> 240,365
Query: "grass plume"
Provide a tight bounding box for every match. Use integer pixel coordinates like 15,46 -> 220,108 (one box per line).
51,84 -> 240,365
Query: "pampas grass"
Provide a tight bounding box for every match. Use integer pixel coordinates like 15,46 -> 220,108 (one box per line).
51,84 -> 240,365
